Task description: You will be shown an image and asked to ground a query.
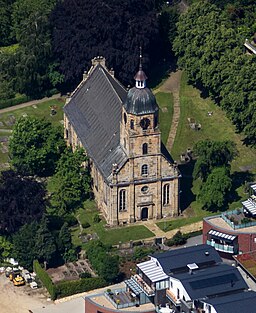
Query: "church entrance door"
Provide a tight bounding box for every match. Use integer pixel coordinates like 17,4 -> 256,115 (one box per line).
141,207 -> 149,220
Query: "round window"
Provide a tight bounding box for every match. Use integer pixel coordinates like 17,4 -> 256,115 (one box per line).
141,186 -> 149,194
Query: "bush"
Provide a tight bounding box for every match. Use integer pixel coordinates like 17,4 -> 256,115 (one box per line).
165,231 -> 187,247
0,94 -> 29,109
64,215 -> 78,227
93,214 -> 101,223
79,272 -> 91,279
55,277 -> 106,298
81,221 -> 90,229
33,260 -> 56,300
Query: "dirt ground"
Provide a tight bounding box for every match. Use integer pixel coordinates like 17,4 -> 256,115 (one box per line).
0,273 -> 50,313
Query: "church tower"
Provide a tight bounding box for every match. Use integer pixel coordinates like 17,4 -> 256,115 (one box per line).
120,53 -> 161,159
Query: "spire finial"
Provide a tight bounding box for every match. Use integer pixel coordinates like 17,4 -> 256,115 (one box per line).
139,46 -> 143,70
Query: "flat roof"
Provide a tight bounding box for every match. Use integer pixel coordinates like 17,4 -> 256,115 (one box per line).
204,216 -> 256,233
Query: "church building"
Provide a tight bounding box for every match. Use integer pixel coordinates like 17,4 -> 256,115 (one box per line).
63,56 -> 180,226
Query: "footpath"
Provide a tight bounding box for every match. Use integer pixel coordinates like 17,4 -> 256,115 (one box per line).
0,93 -> 61,114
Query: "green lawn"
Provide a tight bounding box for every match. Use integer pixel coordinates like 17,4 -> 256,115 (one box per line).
73,201 -> 154,246
156,92 -> 174,145
171,72 -> 256,174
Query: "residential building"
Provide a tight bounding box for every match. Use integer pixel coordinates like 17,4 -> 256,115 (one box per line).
203,183 -> 256,257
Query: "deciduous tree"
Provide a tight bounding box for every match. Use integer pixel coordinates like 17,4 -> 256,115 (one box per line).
9,116 -> 65,176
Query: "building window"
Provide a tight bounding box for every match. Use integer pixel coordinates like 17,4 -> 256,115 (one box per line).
154,115 -> 158,128
130,119 -> 134,130
177,288 -> 180,299
119,189 -> 126,211
142,143 -> 148,155
170,281 -> 173,288
124,113 -> 127,124
163,184 -> 170,205
124,138 -> 126,149
141,186 -> 149,194
141,164 -> 148,176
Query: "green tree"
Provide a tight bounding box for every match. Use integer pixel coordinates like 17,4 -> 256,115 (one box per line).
193,140 -> 237,181
12,222 -> 39,270
0,170 -> 45,234
0,0 -> 14,46
50,0 -> 163,89
50,148 -> 91,214
198,167 -> 232,211
35,215 -> 57,266
9,116 -> 65,176
0,236 -> 13,261
11,0 -> 56,97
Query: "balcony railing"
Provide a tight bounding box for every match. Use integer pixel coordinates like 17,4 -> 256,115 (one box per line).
133,274 -> 155,296
207,240 -> 234,253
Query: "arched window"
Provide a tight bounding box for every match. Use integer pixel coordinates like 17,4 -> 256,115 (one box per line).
163,184 -> 170,205
142,143 -> 148,155
119,189 -> 126,211
141,164 -> 148,176
130,119 -> 134,130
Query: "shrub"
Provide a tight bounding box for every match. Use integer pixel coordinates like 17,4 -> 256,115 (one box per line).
165,231 -> 187,247
79,272 -> 91,279
0,94 -> 29,109
93,214 -> 101,223
33,260 -> 57,300
64,215 -> 78,227
55,277 -> 106,298
81,221 -> 90,229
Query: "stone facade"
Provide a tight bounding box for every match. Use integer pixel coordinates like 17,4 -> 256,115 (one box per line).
64,57 -> 180,226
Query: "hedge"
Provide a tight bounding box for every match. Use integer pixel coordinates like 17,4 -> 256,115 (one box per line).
0,95 -> 29,110
33,260 -> 57,300
55,277 -> 107,298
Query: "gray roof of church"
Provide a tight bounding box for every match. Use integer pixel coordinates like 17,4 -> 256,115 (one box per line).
64,63 -> 128,181
203,290 -> 256,313
124,86 -> 159,116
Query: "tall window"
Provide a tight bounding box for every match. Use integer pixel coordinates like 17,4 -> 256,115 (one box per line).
163,184 -> 170,205
142,143 -> 148,155
119,189 -> 126,211
130,119 -> 134,130
141,164 -> 148,176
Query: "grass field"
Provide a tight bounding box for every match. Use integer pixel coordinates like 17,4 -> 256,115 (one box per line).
171,73 -> 256,174
156,92 -> 174,145
72,201 -> 154,247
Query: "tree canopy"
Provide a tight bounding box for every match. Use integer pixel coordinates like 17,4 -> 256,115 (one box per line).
173,0 -> 256,146
0,170 -> 46,234
50,0 -> 164,89
193,140 -> 237,181
198,167 -> 232,211
9,116 -> 65,176
50,148 -> 91,214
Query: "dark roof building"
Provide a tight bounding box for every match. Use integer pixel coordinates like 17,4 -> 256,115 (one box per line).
151,244 -> 222,274
63,56 -> 180,226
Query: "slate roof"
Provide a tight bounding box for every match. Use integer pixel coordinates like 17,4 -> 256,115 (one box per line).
124,87 -> 158,116
64,63 -> 128,182
203,290 -> 256,313
151,244 -> 222,274
172,263 -> 248,300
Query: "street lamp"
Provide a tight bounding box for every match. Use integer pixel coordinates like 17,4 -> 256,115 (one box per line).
163,215 -> 167,231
